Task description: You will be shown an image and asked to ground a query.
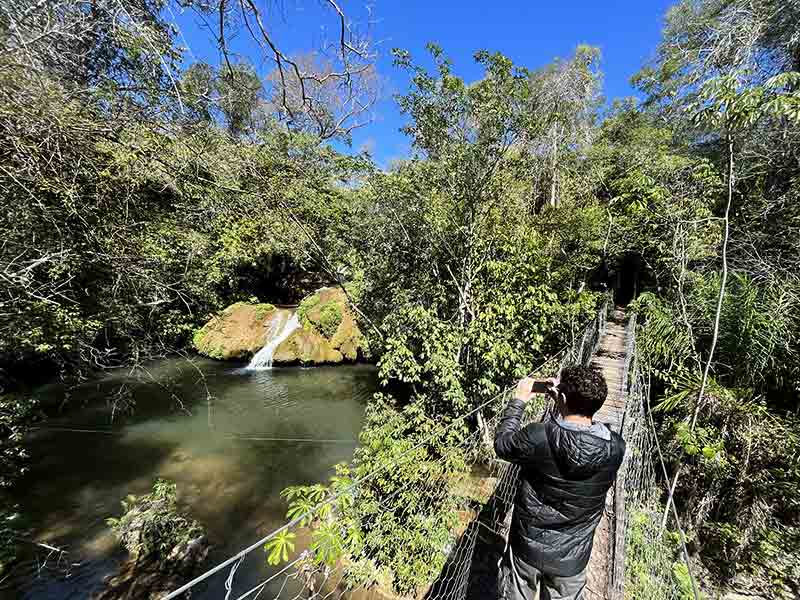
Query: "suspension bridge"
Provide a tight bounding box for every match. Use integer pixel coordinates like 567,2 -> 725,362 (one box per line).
163,302 -> 682,600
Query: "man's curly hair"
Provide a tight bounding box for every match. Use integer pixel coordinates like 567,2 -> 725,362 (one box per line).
558,365 -> 608,417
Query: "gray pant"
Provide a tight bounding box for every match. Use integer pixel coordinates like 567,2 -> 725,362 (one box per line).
502,545 -> 587,600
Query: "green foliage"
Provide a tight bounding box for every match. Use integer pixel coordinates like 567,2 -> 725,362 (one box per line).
690,72 -> 800,136
672,562 -> 706,600
0,54 -> 372,383
264,530 -> 296,566
257,46 -> 619,594
254,304 -> 276,321
0,395 -> 36,489
297,294 -> 321,329
0,507 -> 19,571
605,7 -> 800,591
629,294 -> 695,386
356,47 -> 607,424
192,328 -> 207,350
0,394 -> 37,569
282,484 -> 329,527
311,520 -> 345,567
318,302 -> 343,338
377,305 -> 467,415
637,285 -> 800,589
216,63 -> 263,137
469,236 -> 603,399
7,1 -> 800,596
625,509 -> 681,600
107,480 -> 204,560
689,273 -> 799,389
276,401 -> 468,594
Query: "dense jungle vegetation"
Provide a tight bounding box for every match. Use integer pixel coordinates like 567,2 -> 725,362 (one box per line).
1,0 -> 799,597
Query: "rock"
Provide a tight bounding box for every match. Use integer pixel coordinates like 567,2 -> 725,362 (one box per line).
272,287 -> 366,366
192,302 -> 277,360
166,535 -> 210,571
192,288 -> 366,366
273,327 -> 344,365
95,536 -> 210,600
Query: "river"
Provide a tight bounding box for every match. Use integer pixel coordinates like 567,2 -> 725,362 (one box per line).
3,358 -> 376,599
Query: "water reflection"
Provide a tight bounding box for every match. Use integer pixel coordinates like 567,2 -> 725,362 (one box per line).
4,359 -> 376,599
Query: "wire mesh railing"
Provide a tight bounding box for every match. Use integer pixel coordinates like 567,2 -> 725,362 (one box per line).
164,301 -> 610,600
615,313 -> 691,600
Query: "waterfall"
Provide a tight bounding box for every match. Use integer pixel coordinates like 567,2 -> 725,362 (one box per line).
246,313 -> 301,370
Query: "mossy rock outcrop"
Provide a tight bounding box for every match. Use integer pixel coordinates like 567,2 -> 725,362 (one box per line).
192,302 -> 277,360
272,327 -> 344,365
273,287 -> 366,365
193,288 -> 366,366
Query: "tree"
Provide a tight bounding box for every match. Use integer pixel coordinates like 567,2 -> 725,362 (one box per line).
0,0 -> 182,117
267,46 -> 606,594
525,45 -> 602,207
266,52 -> 378,141
197,0 -> 378,141
180,62 -> 216,124
627,2 -> 800,593
216,62 -> 264,137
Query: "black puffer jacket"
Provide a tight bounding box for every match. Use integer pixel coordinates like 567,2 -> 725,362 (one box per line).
494,398 -> 625,576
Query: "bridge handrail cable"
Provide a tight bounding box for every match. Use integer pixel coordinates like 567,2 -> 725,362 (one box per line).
165,299 -> 611,600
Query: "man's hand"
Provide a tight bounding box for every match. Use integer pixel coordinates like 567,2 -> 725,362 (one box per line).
514,378 -> 536,403
514,377 -> 556,403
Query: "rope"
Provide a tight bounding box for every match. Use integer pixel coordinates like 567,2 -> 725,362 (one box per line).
162,361 -> 543,599
29,426 -> 119,435
29,427 -> 358,444
224,557 -> 244,600
233,557 -> 302,600
163,302 -> 611,600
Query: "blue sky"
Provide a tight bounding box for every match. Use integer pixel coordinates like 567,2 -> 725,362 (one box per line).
170,1 -> 675,167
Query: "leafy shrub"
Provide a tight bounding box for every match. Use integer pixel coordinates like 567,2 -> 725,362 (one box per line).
191,328 -> 207,349
0,507 -> 19,571
297,294 -> 321,328
107,479 -> 203,560
254,303 -> 275,321
376,304 -> 467,416
625,508 -> 677,600
634,291 -> 800,593
672,562 -> 707,600
318,302 -> 343,338
275,400 -> 467,595
0,395 -> 36,489
624,506 -> 708,600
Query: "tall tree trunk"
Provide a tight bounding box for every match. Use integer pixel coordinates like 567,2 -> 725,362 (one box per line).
549,123 -> 559,207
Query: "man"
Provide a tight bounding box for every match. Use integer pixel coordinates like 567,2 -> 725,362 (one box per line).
494,365 -> 625,600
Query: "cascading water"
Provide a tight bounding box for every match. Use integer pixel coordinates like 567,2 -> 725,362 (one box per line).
246,312 -> 301,370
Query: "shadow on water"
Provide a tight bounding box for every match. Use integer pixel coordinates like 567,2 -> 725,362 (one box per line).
3,359 -> 376,600
425,464 -> 517,600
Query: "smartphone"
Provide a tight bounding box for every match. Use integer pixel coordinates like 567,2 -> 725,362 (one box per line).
531,380 -> 551,394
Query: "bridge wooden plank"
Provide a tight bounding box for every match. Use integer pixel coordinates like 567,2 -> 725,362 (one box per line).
585,308 -> 630,600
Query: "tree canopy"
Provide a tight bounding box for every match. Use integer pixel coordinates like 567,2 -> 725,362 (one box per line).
0,0 -> 799,597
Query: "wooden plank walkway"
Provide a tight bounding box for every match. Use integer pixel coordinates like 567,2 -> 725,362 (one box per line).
585,308 -> 629,600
